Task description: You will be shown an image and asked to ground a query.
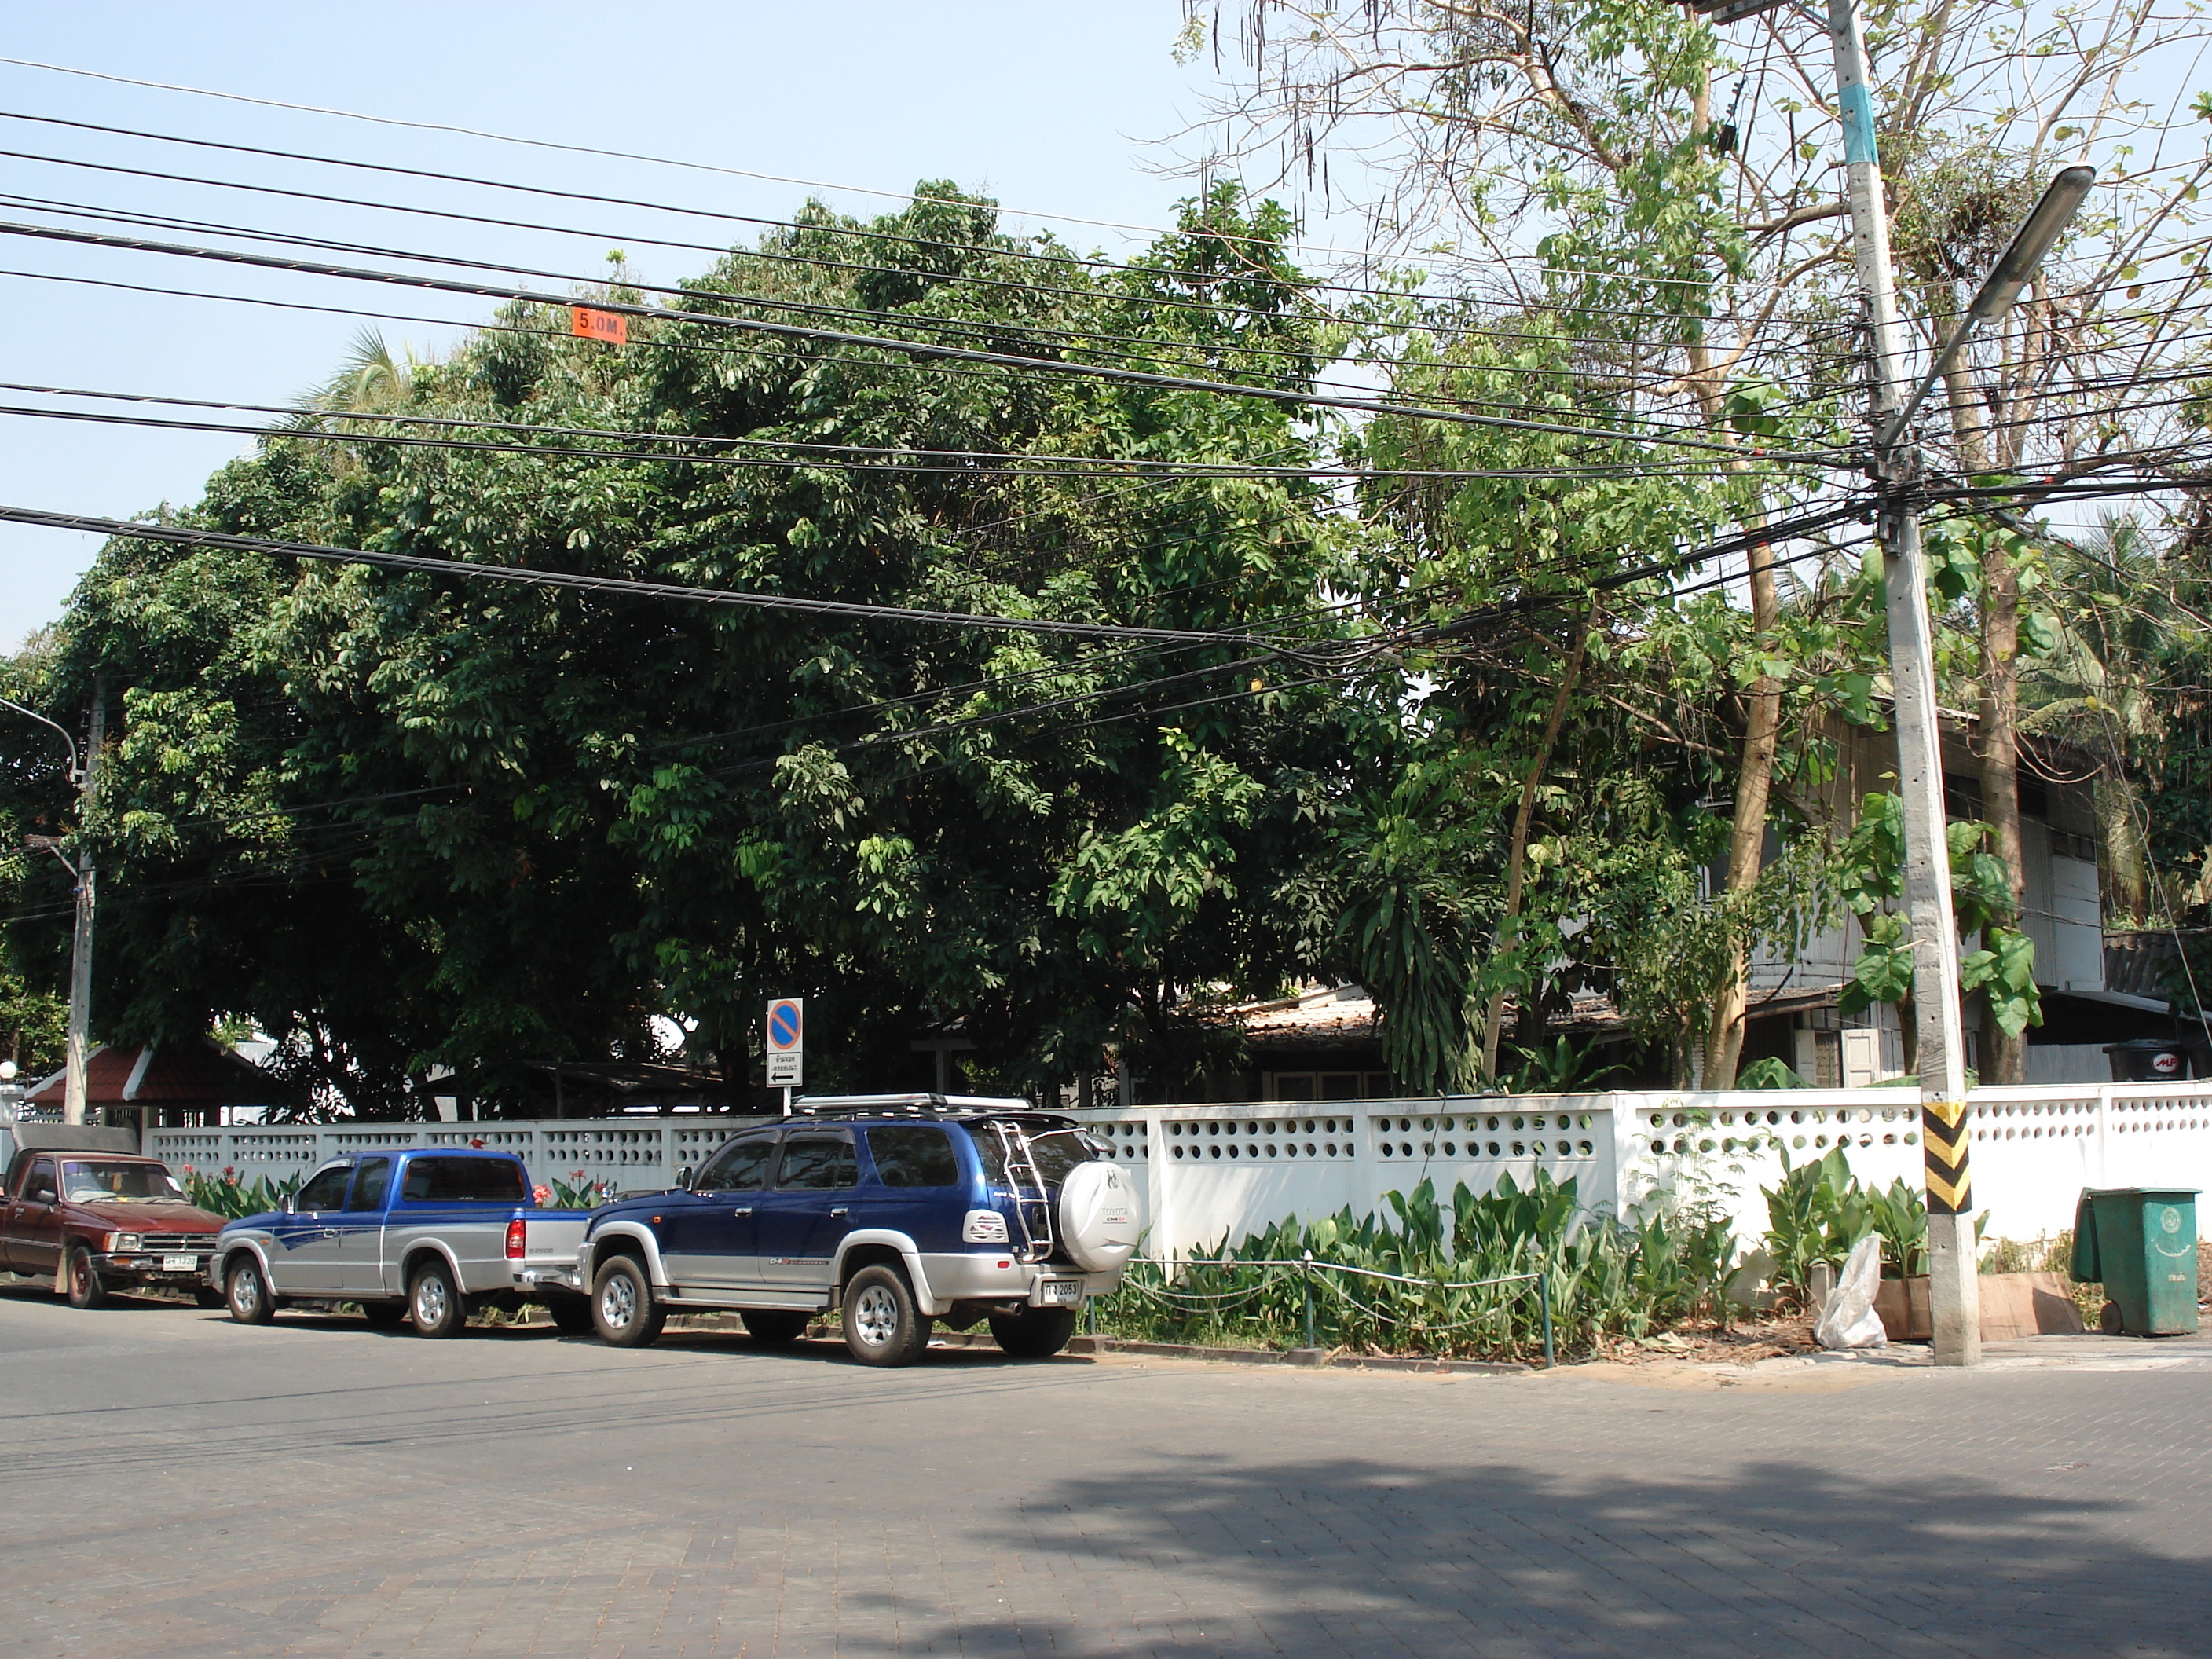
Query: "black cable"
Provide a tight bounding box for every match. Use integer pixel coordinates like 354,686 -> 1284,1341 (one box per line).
0,217 -> 1860,463
0,102 -> 1854,335
0,385 -> 1773,484
0,137 -> 1824,390
0,504 -> 1351,655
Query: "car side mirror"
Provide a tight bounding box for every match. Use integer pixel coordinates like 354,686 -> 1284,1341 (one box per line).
676,1165 -> 695,1192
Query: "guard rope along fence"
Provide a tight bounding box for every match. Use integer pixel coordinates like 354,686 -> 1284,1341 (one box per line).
1099,1253 -> 1555,1368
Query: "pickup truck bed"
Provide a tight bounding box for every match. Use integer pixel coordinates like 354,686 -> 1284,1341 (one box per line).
211,1148 -> 594,1335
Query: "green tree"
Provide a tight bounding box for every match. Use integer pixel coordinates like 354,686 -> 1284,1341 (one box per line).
5,183 -> 1361,1115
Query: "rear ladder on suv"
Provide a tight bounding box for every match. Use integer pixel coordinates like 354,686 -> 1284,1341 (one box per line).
987,1121 -> 1056,1263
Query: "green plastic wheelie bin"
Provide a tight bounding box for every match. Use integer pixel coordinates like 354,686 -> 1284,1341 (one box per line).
2071,1188 -> 2201,1335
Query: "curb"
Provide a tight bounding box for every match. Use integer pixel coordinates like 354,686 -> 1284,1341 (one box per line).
1064,1333 -> 1527,1374
789,1321 -> 1525,1372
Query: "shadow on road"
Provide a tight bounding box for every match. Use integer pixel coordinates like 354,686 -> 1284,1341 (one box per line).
841,1448 -> 2208,1657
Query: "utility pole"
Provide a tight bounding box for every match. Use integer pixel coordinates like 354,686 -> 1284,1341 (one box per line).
1826,0 -> 1980,1364
62,676 -> 104,1126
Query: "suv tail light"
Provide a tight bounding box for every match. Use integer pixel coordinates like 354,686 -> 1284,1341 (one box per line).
505,1218 -> 527,1260
963,1209 -> 1009,1243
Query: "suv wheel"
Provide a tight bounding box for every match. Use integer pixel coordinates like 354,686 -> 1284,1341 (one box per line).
64,1244 -> 110,1310
408,1261 -> 467,1339
591,1255 -> 665,1347
841,1265 -> 930,1368
226,1255 -> 276,1325
742,1309 -> 810,1349
989,1307 -> 1079,1359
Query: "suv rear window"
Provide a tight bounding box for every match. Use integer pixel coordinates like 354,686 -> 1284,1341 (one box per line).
968,1124 -> 1101,1189
399,1156 -> 528,1204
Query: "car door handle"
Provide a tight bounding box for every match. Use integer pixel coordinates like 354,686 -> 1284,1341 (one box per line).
320,1228 -> 340,1239
830,1207 -> 849,1218
731,1207 -> 753,1217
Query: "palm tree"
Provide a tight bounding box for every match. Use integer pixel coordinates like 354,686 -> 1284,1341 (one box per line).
287,328 -> 429,426
2016,511 -> 2179,925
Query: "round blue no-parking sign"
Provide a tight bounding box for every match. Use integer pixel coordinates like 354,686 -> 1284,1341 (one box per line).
767,998 -> 802,1050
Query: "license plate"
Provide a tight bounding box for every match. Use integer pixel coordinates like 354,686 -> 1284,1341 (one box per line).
162,1254 -> 198,1273
1041,1279 -> 1083,1305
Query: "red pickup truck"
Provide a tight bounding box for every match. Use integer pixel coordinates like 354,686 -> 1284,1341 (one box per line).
0,1128 -> 226,1308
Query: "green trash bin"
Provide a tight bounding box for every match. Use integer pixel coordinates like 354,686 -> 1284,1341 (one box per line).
2071,1188 -> 2201,1335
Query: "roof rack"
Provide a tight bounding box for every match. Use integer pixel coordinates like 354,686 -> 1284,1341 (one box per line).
790,1092 -> 1068,1125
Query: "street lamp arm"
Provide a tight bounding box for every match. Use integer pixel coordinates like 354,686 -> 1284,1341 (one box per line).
1876,166 -> 2096,457
0,695 -> 81,782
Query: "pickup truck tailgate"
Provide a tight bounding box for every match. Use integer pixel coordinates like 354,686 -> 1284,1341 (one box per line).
513,1212 -> 593,1294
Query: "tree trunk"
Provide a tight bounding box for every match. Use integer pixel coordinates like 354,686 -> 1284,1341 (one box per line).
2097,775 -> 2150,921
1479,606 -> 1597,1084
1701,525 -> 1782,1086
1950,358 -> 2027,1085
1978,539 -> 2027,1084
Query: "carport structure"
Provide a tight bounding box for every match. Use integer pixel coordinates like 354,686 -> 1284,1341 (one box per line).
23,1038 -> 294,1130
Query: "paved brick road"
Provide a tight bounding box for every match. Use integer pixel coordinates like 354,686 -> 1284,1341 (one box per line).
1,1284 -> 2206,1657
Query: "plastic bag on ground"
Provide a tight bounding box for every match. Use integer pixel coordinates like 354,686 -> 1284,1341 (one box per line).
1815,1233 -> 1888,1350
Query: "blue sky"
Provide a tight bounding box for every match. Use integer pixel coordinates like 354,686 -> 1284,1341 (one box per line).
0,3 -> 1255,650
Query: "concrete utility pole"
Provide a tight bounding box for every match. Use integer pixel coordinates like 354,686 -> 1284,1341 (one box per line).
62,678 -> 104,1126
1826,0 -> 1981,1364
2,680 -> 100,1126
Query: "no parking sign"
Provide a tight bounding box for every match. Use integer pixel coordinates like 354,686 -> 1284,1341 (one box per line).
766,997 -> 804,1088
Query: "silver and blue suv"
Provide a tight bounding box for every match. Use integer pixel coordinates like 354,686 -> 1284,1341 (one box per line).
579,1096 -> 1140,1366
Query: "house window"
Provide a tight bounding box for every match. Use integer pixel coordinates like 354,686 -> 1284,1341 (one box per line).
1265,1071 -> 1394,1102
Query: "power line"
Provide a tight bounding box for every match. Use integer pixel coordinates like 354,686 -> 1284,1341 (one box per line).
0,217 -> 1860,463
0,504 -> 1353,654
0,120 -> 1825,369
0,383 -> 1778,483
0,184 -> 1855,439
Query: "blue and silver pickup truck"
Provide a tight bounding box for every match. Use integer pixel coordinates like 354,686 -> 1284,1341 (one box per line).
580,1096 -> 1141,1367
209,1148 -> 595,1336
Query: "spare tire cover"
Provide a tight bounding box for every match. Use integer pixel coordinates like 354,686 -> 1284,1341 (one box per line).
1057,1159 -> 1141,1273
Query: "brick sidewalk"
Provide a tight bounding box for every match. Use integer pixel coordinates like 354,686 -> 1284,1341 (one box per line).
0,1288 -> 2205,1657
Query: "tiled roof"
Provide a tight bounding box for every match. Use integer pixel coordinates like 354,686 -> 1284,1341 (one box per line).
25,1038 -> 290,1108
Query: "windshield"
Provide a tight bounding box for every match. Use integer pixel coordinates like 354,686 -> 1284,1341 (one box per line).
59,1160 -> 185,1202
969,1124 -> 1102,1189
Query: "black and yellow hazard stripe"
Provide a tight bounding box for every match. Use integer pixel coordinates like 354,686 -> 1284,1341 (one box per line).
1921,1097 -> 1972,1214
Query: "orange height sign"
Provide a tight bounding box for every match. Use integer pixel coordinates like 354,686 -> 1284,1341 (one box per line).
571,306 -> 628,345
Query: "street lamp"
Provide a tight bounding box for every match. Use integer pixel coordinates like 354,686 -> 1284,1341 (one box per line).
0,696 -> 80,783
1877,166 -> 2097,452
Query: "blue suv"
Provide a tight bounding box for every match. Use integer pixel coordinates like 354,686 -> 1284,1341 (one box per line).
578,1096 -> 1140,1366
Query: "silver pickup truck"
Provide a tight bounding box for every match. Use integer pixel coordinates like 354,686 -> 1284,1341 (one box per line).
208,1148 -> 595,1336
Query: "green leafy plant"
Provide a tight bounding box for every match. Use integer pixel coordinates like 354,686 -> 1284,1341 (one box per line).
1838,793 -> 2043,1054
178,1165 -> 303,1220
542,1171 -> 619,1210
1759,1148 -> 1873,1302
1734,1057 -> 1808,1090
1094,1172 -> 1738,1361
1863,1177 -> 1928,1278
1504,1037 -> 1622,1094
